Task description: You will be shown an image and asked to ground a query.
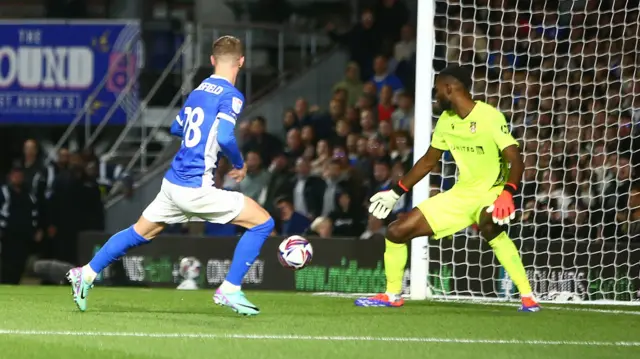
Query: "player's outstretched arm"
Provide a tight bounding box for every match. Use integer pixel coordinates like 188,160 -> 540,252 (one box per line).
486,145 -> 523,225
396,146 -> 444,191
369,146 -> 443,219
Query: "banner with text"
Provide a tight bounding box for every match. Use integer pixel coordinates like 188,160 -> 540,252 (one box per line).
0,20 -> 140,125
78,233 -> 640,302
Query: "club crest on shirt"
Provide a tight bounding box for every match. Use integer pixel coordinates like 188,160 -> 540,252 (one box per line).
232,97 -> 243,114
470,121 -> 477,133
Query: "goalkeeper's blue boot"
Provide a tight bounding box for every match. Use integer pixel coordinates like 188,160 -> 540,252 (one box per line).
66,267 -> 93,312
354,293 -> 404,307
213,288 -> 260,316
518,296 -> 541,312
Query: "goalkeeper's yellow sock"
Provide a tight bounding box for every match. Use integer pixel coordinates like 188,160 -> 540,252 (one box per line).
384,239 -> 408,295
488,232 -> 533,297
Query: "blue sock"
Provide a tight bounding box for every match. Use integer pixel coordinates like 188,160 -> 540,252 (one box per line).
225,218 -> 274,286
88,225 -> 149,274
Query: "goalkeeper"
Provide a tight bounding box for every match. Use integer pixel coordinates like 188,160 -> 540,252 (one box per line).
355,65 -> 539,312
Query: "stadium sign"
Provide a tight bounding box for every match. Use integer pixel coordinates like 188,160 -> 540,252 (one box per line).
0,20 -> 140,125
78,233 -> 640,303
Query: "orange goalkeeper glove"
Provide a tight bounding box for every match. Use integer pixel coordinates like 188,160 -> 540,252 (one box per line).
486,183 -> 517,225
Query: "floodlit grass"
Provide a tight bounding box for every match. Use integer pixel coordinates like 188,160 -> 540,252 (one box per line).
0,286 -> 639,359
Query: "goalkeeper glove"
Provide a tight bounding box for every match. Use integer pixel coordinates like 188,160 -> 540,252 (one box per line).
486,183 -> 517,225
368,181 -> 408,220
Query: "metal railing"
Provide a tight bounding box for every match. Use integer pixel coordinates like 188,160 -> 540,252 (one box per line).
101,35 -> 194,163
196,22 -> 328,103
47,35 -> 139,163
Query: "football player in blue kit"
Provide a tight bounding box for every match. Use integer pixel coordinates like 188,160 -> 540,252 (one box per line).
67,36 -> 274,316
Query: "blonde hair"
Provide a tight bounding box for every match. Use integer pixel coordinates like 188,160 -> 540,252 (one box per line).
212,36 -> 243,63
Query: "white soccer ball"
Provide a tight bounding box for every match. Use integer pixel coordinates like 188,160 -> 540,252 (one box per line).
277,236 -> 313,270
179,257 -> 201,280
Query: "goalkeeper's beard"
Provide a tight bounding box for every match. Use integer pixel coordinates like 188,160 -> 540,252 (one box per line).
438,98 -> 452,111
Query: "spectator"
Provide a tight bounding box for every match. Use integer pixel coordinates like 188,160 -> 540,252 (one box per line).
21,139 -> 50,199
275,196 -> 311,236
242,116 -> 283,165
378,120 -> 394,143
367,136 -> 389,163
321,159 -> 346,217
47,152 -> 85,264
53,148 -> 70,175
373,0 -> 410,44
370,160 -> 392,197
360,110 -> 378,138
363,81 -> 378,98
327,9 -> 381,80
328,190 -> 366,237
394,24 -> 416,64
353,136 -> 372,179
292,157 -> 326,218
333,62 -> 364,107
332,88 -> 349,105
0,164 -> 40,284
239,151 -> 271,206
371,55 -> 404,96
312,98 -> 345,140
345,106 -> 361,132
78,161 -> 105,232
237,121 -> 251,146
391,91 -> 414,132
311,139 -> 332,176
356,93 -> 377,118
285,128 -> 305,160
334,119 -> 351,147
377,85 -> 396,121
282,108 -> 299,132
264,154 -> 292,214
294,98 -> 313,125
346,133 -> 360,162
300,125 -> 316,148
390,130 -> 413,172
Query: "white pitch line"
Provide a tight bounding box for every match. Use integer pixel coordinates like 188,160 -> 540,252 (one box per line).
0,330 -> 638,347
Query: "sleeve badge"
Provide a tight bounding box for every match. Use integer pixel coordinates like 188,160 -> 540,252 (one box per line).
232,97 -> 243,114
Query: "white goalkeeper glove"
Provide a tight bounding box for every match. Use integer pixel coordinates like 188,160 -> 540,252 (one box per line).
369,190 -> 399,219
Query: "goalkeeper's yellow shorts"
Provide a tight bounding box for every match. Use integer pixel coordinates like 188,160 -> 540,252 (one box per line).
416,185 -> 503,239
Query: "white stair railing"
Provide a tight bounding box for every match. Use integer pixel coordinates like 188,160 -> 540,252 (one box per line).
102,35 -> 193,163
48,37 -> 139,162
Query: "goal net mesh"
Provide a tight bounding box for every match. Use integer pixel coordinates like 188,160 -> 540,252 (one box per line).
425,0 -> 640,304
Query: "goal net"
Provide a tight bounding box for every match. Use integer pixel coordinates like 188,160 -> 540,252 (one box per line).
417,0 -> 640,304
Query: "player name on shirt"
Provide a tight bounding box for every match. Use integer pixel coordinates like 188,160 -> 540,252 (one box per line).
164,75 -> 246,189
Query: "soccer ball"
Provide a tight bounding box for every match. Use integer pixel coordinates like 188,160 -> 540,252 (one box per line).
179,257 -> 201,280
277,236 -> 313,270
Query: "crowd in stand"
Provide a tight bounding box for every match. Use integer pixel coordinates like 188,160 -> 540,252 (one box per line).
3,0 -> 640,284
0,139 -> 125,283
209,0 -> 640,241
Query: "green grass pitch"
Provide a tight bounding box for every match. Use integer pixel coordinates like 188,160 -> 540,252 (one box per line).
0,286 -> 639,359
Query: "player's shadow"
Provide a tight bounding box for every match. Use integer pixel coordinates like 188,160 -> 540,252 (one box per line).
95,305 -> 243,318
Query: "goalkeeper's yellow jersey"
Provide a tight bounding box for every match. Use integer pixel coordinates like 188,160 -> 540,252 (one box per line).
431,101 -> 518,191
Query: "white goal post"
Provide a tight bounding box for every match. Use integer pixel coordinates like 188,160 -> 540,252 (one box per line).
411,0 -> 640,305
